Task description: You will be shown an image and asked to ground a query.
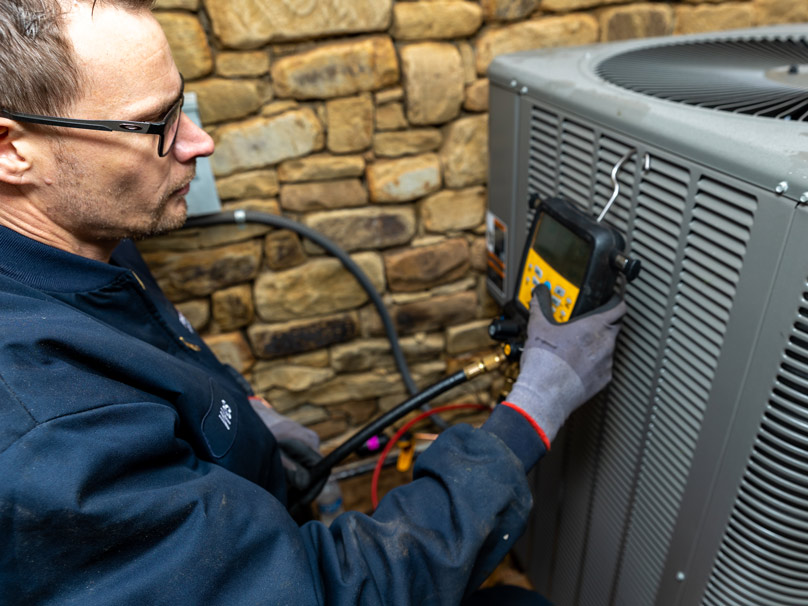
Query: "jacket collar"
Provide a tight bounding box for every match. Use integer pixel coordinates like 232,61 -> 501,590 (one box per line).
0,225 -> 129,293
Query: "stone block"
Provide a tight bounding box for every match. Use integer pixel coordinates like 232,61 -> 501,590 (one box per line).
326,93 -> 374,153
248,312 -> 359,359
204,0 -> 392,48
204,332 -> 256,374
220,199 -> 281,215
458,42 -> 477,85
329,399 -> 378,425
540,0 -> 623,12
304,369 -> 405,405
428,275 -> 477,298
211,283 -> 254,331
155,0 -> 198,9
480,0 -> 538,22
475,14 -> 598,74
446,319 -> 496,354
470,236 -> 488,272
261,100 -> 300,117
285,404 -> 330,427
262,349 -> 331,368
394,290 -> 478,335
216,51 -> 271,77
366,153 -> 442,203
373,129 -> 443,158
401,333 -> 446,358
210,108 -> 324,177
250,363 -> 335,393
440,115 -> 488,188
421,186 -> 486,232
154,12 -> 213,80
599,3 -> 674,42
138,223 -> 270,252
391,2 -> 483,40
384,238 -> 470,292
412,360 -> 448,386
675,4 -> 754,34
186,78 -> 266,124
216,169 -> 279,200
401,43 -> 464,125
754,0 -> 808,24
271,36 -> 399,99
254,252 -> 385,321
303,206 -> 416,252
375,103 -> 409,131
277,154 -> 365,183
143,240 -> 263,301
375,87 -> 404,105
280,179 -> 367,212
464,79 -> 489,112
175,299 -> 210,332
477,275 -> 501,317
330,339 -> 394,372
264,230 -> 307,271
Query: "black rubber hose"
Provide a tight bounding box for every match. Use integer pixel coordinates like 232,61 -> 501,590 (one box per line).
185,210 -> 425,398
290,369 -> 469,513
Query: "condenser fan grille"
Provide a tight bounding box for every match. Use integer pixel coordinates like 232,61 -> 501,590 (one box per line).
596,37 -> 808,121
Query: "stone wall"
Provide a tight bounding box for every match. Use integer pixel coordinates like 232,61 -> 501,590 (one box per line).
142,0 -> 806,449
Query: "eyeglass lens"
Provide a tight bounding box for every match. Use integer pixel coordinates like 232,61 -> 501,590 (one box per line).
160,101 -> 183,157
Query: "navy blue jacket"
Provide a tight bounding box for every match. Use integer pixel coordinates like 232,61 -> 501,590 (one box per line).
0,226 -> 544,605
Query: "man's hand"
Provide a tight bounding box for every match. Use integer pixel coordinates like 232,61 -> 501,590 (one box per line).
248,397 -> 326,496
503,286 -> 627,449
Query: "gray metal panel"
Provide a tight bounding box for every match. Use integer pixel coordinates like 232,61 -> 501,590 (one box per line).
614,172 -> 759,606
653,192 -> 797,606
487,83 -> 523,304
661,203 -> 808,606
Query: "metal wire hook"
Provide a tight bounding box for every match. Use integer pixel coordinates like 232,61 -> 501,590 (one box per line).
597,149 -> 637,223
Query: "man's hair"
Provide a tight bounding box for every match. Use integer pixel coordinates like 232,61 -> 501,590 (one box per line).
0,0 -> 154,116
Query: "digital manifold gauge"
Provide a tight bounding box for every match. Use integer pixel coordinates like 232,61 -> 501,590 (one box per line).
515,196 -> 640,322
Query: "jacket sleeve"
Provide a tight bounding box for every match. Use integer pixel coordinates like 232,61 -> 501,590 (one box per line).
0,395 -> 534,606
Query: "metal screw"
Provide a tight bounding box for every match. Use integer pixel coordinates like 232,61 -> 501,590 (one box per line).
775,181 -> 789,194
675,572 -> 686,582
510,79 -> 518,88
800,192 -> 808,204
519,86 -> 528,95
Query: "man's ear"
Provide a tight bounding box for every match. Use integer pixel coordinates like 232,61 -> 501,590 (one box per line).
0,118 -> 33,185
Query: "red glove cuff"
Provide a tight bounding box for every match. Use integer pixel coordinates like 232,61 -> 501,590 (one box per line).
501,401 -> 551,452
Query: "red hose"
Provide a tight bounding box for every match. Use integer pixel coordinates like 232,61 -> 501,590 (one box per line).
371,403 -> 490,509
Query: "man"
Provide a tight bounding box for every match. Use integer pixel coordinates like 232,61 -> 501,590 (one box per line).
0,1 -> 626,604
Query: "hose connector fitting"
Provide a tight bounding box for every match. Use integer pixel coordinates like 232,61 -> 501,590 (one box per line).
463,349 -> 507,380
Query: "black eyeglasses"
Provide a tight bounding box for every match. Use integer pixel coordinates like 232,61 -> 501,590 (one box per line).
0,76 -> 185,157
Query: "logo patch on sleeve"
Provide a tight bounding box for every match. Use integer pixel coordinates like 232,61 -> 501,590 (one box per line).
201,379 -> 238,458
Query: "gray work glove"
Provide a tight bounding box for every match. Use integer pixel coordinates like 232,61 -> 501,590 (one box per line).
248,396 -> 325,494
504,286 -> 626,448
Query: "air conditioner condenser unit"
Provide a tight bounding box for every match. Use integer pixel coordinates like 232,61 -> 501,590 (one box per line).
486,24 -> 808,606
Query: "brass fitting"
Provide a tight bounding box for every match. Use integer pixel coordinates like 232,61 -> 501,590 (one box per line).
463,348 -> 508,380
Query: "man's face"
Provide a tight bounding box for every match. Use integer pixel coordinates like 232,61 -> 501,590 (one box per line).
42,3 -> 213,247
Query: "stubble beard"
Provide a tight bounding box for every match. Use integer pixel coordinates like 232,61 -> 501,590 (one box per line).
52,141 -> 193,243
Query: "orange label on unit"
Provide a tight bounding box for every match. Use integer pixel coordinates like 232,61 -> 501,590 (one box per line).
518,249 -> 580,323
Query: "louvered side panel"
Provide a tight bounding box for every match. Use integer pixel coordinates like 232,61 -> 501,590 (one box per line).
615,177 -> 757,606
576,154 -> 689,606
703,288 -> 808,606
527,106 -> 560,205
558,119 -> 596,205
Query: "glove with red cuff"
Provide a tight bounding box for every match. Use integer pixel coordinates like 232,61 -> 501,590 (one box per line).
502,286 -> 626,450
